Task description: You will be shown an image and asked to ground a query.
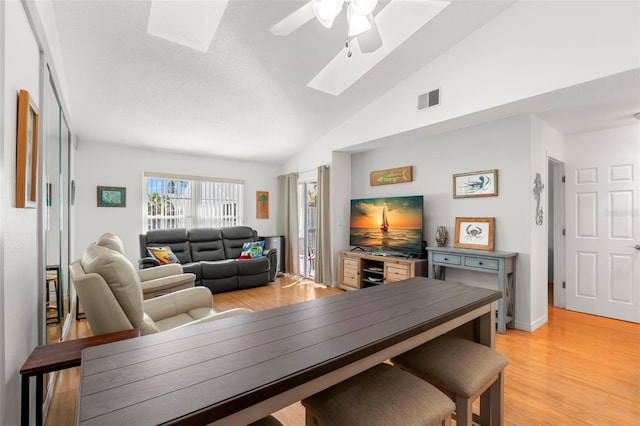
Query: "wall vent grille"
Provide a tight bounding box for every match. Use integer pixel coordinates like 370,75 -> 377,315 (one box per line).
418,88 -> 440,110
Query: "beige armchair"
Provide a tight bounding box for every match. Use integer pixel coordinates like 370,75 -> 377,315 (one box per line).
70,244 -> 252,336
94,232 -> 194,299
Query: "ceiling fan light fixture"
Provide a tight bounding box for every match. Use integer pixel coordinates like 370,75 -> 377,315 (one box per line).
313,0 -> 344,28
347,12 -> 372,37
349,0 -> 378,16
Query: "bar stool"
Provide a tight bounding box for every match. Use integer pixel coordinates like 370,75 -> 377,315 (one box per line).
248,415 -> 282,426
392,335 -> 509,426
301,363 -> 455,426
45,273 -> 60,325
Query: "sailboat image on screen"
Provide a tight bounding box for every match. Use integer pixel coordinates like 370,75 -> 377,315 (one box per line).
350,195 -> 424,256
380,205 -> 389,232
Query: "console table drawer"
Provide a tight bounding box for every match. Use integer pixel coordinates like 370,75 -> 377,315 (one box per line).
432,253 -> 461,265
464,256 -> 499,271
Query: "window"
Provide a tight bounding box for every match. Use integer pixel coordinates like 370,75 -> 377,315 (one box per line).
144,173 -> 243,231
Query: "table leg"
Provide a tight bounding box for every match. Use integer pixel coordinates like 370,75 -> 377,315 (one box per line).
36,374 -> 43,426
21,375 -> 29,426
476,301 -> 496,349
497,268 -> 506,334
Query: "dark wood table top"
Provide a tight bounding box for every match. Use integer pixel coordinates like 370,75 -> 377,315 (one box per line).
78,277 -> 501,425
20,328 -> 140,377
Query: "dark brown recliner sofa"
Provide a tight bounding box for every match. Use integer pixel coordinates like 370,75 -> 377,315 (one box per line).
139,226 -> 277,294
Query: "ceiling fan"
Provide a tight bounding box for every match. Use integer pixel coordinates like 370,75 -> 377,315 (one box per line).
270,0 -> 383,56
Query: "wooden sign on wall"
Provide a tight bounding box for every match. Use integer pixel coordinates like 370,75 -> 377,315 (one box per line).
370,166 -> 413,186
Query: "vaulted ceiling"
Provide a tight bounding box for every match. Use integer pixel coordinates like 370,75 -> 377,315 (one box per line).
51,1 -> 639,164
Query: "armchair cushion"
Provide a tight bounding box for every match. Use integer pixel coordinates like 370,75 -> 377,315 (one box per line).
81,245 -> 144,328
143,287 -> 252,332
95,232 -> 125,254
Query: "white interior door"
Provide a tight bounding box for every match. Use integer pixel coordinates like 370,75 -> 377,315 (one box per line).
566,131 -> 640,323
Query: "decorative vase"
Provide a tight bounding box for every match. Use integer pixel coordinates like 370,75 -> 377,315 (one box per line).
435,226 -> 448,247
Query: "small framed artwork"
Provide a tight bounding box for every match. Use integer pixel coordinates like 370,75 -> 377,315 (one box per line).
16,89 -> 39,208
370,165 -> 413,186
453,169 -> 498,198
97,186 -> 126,207
256,191 -> 269,219
454,217 -> 495,251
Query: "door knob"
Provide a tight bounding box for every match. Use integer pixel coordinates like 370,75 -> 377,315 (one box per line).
635,244 -> 640,250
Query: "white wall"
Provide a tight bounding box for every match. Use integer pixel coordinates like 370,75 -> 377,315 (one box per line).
2,1 -> 42,424
350,114 -> 534,328
73,142 -> 281,264
529,116 -> 566,330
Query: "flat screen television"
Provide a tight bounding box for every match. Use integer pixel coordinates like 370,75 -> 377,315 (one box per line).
349,195 -> 424,255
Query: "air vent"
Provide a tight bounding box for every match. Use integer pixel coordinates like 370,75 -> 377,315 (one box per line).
417,88 -> 440,110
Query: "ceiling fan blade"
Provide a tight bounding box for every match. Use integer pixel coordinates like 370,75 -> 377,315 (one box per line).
270,1 -> 316,36
357,14 -> 382,53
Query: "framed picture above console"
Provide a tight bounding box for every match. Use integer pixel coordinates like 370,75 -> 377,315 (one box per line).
453,169 -> 498,198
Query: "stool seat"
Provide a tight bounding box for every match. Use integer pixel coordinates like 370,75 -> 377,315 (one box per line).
247,415 -> 282,426
45,274 -> 60,325
302,363 -> 455,426
392,335 -> 508,426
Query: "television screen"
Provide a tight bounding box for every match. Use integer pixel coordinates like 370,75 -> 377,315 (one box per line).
350,195 -> 424,254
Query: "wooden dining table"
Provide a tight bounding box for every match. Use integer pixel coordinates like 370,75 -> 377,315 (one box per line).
77,277 -> 501,425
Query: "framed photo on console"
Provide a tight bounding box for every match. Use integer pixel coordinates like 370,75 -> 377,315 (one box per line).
454,217 -> 494,251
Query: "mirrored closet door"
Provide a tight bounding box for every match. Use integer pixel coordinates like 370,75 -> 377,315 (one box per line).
44,72 -> 71,344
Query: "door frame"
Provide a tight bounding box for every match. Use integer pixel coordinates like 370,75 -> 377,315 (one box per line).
548,157 -> 566,308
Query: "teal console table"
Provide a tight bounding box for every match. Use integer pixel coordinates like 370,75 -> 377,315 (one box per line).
425,246 -> 517,333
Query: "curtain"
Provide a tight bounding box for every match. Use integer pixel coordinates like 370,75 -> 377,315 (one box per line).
278,173 -> 299,276
314,165 -> 332,285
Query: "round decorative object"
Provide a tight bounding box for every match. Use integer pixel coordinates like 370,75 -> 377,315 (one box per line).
435,226 -> 448,247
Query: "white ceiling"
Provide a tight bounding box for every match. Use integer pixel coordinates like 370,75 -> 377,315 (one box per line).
51,1 -> 640,164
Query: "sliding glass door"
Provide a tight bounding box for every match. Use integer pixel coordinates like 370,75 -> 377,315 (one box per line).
297,181 -> 317,278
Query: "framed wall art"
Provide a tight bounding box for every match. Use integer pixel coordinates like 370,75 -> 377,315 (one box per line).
256,191 -> 269,219
370,166 -> 413,186
454,217 -> 495,251
453,169 -> 498,198
16,89 -> 39,208
97,186 -> 126,207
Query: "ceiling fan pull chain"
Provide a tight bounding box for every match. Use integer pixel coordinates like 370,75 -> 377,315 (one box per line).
346,0 -> 352,57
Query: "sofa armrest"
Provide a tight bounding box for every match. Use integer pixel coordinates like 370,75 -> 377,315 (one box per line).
137,263 -> 183,281
139,256 -> 161,269
263,248 -> 278,281
139,273 -> 196,299
143,287 -> 213,321
200,308 -> 253,323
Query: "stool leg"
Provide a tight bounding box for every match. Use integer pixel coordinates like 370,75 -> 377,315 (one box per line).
305,412 -> 319,426
456,395 -> 473,426
490,370 -> 505,426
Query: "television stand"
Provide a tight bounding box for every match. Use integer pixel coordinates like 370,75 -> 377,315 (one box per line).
338,250 -> 427,291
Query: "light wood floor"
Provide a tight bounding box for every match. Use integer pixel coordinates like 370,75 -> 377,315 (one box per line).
45,276 -> 640,425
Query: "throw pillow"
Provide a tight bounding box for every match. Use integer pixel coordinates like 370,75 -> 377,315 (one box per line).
147,246 -> 180,264
240,241 -> 264,259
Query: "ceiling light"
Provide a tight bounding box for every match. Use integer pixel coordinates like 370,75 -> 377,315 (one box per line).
347,11 -> 372,37
313,0 -> 343,28
311,0 -> 381,56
